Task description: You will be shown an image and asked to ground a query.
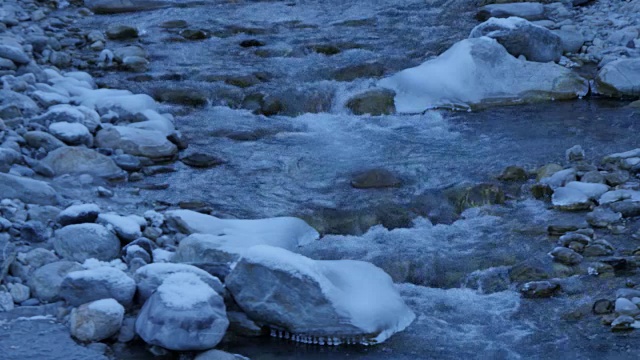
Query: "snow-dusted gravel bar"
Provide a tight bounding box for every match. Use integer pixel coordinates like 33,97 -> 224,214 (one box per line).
1,0 -> 640,359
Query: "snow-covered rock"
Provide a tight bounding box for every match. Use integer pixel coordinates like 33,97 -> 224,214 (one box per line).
564,181 -> 609,200
378,37 -> 587,112
81,92 -> 157,118
476,3 -> 546,22
28,261 -> 83,302
41,147 -> 124,179
0,44 -> 30,64
594,59 -> 640,98
57,204 -> 101,226
134,263 -> 224,303
540,168 -> 576,189
195,350 -> 248,360
135,272 -> 229,351
95,126 -> 178,160
69,298 -> 125,342
48,122 -> 93,146
470,17 -> 563,63
60,266 -> 136,307
226,245 -> 415,345
128,110 -> 176,136
173,233 -> 243,267
551,187 -> 591,211
599,190 -> 640,205
0,173 -> 58,205
53,224 -> 121,262
165,210 -> 319,251
97,213 -> 142,242
33,104 -> 85,124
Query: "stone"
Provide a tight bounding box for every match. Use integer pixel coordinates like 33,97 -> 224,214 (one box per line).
95,126 -> 178,160
565,145 -> 585,162
580,171 -> 605,184
470,17 -> 563,63
29,261 -> 83,302
106,25 -> 139,40
227,245 -> 415,344
520,280 -> 560,298
379,37 -> 586,112
135,272 -> 229,351
181,152 -> 226,168
497,165 -> 528,181
53,224 -> 121,262
84,0 -> 172,14
20,220 -> 49,243
7,283 -> 30,303
23,131 -> 66,152
0,235 -> 16,282
112,154 -> 142,171
604,171 -> 630,187
333,62 -> 385,82
57,204 -> 101,226
69,298 -> 125,342
586,207 -> 622,228
551,187 -> 591,211
151,87 -> 209,107
552,29 -> 584,54
0,90 -> 40,117
0,173 -> 58,205
351,168 -> 401,189
549,246 -> 583,265
122,56 -> 149,72
97,213 -> 142,242
594,59 -> 640,98
48,122 -> 93,146
180,29 -> 210,40
113,46 -> 147,63
615,298 -> 640,316
60,267 -> 136,307
41,147 -> 125,179
195,350 -> 248,360
608,201 -> 640,218
611,315 -> 635,331
0,291 -> 14,312
0,44 -> 30,65
134,262 -> 223,302
346,88 -> 395,116
476,3 -> 546,21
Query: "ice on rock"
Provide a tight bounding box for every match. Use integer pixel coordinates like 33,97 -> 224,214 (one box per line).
226,245 -> 415,344
378,37 -> 587,112
165,209 -> 319,251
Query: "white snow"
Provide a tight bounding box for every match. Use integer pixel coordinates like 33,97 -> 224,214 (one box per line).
87,298 -> 125,317
564,181 -> 609,200
243,245 -> 416,343
48,121 -> 91,139
82,258 -> 128,271
157,272 -> 216,310
144,210 -> 164,227
152,248 -> 174,263
551,187 -> 590,208
97,213 -> 142,240
60,203 -> 100,218
128,110 -> 176,136
165,209 -> 319,250
68,266 -> 134,290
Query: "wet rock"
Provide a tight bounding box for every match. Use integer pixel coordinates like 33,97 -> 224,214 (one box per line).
351,168 -> 401,189
112,154 -> 142,172
113,45 -> 147,62
41,147 -> 125,179
476,3 -> 546,21
60,267 -> 136,307
447,183 -> 505,212
227,245 -> 415,344
0,173 -> 58,205
28,261 -> 83,302
469,17 -> 563,63
586,207 -> 622,228
122,56 -> 149,72
520,280 -> 560,298
135,272 -> 229,351
346,88 -> 395,116
551,187 -> 591,211
332,62 -> 385,82
69,298 -> 125,342
611,315 -> 636,331
19,220 -> 49,243
159,20 -> 188,29
227,310 -> 262,337
106,25 -> 138,40
53,224 -> 121,262
239,39 -> 265,48
549,246 -> 583,265
497,165 -> 528,181
181,152 -> 226,168
608,201 -> 640,218
95,126 -> 178,161
604,171 -> 630,187
0,90 -> 40,117
580,170 -> 605,184
0,236 -> 16,282
180,28 -> 210,40
85,0 -> 171,14
594,59 -> 640,98
134,263 -> 224,303
57,204 -> 100,226
151,87 -> 208,107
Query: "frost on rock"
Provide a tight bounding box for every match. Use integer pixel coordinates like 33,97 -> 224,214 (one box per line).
134,263 -> 224,303
164,209 -> 319,251
378,37 -> 588,113
226,245 -> 415,345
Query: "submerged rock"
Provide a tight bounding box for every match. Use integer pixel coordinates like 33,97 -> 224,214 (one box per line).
135,272 -> 229,351
379,37 -> 587,112
226,245 -> 415,345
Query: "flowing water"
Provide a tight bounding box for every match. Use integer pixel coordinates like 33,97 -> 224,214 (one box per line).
36,0 -> 640,358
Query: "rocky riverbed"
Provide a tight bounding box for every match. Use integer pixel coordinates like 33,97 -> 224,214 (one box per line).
1,0 -> 640,359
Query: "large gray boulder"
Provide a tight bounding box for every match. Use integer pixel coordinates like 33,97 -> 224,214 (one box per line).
23,131 -> 66,152
41,147 -> 125,179
0,173 -> 58,205
69,298 -> 125,342
470,17 -> 563,63
226,245 -> 415,345
0,44 -> 30,65
95,126 -> 178,160
135,272 -> 229,351
134,263 -> 224,303
28,261 -> 83,302
594,59 -> 640,98
378,37 -> 587,112
60,267 -> 136,307
53,224 -> 121,262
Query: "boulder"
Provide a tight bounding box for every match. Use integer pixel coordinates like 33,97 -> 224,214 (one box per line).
594,59 -> 640,98
69,298 -> 125,342
226,245 -> 415,345
0,44 -> 30,64
48,122 -> 93,146
551,187 -> 591,211
95,126 -> 178,160
23,131 -> 66,152
135,272 -> 229,351
134,263 -> 224,303
476,3 -> 546,21
552,29 -> 585,54
0,90 -> 39,117
28,261 -> 83,302
97,213 -> 142,242
53,224 -> 121,262
346,88 -> 395,116
57,204 -> 101,226
0,173 -> 58,205
84,0 -> 172,14
378,37 -> 586,112
469,17 -> 563,63
41,147 -> 125,179
60,267 -> 136,307
106,25 -> 139,40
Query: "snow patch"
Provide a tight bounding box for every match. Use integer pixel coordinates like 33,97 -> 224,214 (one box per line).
157,272 -> 216,310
